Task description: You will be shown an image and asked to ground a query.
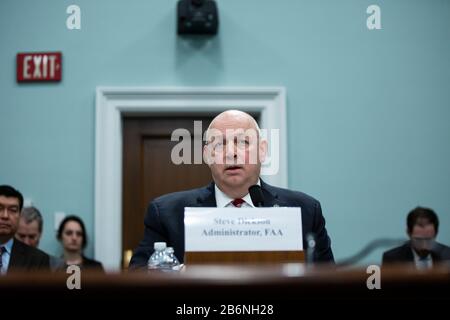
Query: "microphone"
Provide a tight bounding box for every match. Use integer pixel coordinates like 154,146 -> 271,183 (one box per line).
306,233 -> 316,265
249,185 -> 264,207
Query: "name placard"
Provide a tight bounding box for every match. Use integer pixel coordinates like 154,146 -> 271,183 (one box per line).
184,207 -> 303,252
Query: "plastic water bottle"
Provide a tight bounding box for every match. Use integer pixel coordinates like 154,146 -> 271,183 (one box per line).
147,242 -> 167,270
160,247 -> 181,272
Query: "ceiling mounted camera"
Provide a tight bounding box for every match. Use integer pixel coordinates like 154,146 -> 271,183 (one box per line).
177,0 -> 219,36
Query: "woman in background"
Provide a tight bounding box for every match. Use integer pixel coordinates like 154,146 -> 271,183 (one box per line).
57,215 -> 104,272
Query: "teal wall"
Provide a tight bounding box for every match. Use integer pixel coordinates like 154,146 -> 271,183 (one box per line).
1,0 -> 449,265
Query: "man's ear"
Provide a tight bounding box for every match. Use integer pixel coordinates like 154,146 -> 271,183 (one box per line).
258,139 -> 268,163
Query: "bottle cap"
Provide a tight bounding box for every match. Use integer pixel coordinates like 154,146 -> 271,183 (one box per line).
154,242 -> 167,251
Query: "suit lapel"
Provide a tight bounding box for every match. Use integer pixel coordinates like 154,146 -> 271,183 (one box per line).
9,239 -> 26,268
195,182 -> 217,207
430,242 -> 450,261
260,180 -> 279,207
401,242 -> 415,262
195,180 -> 279,207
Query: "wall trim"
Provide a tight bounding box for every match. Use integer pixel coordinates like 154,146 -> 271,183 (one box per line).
95,86 -> 288,270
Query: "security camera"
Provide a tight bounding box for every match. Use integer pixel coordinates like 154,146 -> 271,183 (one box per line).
177,0 -> 219,35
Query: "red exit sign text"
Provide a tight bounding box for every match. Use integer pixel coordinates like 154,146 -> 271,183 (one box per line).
17,52 -> 62,82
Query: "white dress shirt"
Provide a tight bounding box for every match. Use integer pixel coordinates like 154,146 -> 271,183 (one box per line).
412,249 -> 433,270
214,179 -> 261,208
0,238 -> 14,275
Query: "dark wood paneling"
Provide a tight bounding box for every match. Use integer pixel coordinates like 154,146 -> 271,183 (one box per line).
185,251 -> 305,264
122,117 -> 213,266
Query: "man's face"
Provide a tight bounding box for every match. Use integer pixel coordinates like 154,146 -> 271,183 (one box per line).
409,222 -> 436,258
16,219 -> 41,247
0,196 -> 21,242
204,113 -> 267,196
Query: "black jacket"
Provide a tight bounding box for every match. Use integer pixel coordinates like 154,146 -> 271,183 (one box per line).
80,256 -> 105,272
130,180 -> 334,268
9,239 -> 50,272
382,241 -> 450,265
60,256 -> 105,273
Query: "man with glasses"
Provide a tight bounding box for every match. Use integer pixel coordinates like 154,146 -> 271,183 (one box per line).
0,185 -> 49,275
130,110 -> 334,268
382,207 -> 450,269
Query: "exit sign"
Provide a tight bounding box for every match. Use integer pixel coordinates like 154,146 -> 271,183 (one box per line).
17,52 -> 62,82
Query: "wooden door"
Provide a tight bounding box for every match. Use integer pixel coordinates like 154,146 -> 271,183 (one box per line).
122,116 -> 213,267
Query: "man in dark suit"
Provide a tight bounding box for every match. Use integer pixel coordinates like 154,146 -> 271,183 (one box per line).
382,207 -> 450,269
16,206 -> 64,271
0,185 -> 49,274
130,110 -> 334,268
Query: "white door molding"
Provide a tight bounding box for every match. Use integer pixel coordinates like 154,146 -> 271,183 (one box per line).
95,87 -> 288,270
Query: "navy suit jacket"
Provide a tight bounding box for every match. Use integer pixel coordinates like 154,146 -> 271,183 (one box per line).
129,180 -> 334,268
382,241 -> 450,266
9,239 -> 50,272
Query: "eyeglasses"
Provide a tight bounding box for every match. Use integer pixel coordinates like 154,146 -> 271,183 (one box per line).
206,138 -> 251,152
411,237 -> 434,242
411,237 -> 435,247
0,205 -> 20,216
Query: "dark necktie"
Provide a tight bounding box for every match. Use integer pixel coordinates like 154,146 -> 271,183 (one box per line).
0,246 -> 6,272
232,198 -> 245,208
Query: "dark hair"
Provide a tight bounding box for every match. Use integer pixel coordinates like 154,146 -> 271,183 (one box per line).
57,215 -> 87,249
0,185 -> 24,211
407,207 -> 439,235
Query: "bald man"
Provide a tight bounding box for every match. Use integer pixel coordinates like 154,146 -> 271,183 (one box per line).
130,110 -> 334,268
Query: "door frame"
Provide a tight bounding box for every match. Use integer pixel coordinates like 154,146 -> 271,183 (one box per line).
95,87 -> 287,270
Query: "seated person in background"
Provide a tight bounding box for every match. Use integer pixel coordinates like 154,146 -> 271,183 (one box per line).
16,206 -> 64,271
0,185 -> 49,274
382,207 -> 450,269
15,206 -> 42,248
130,110 -> 334,268
57,215 -> 104,272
